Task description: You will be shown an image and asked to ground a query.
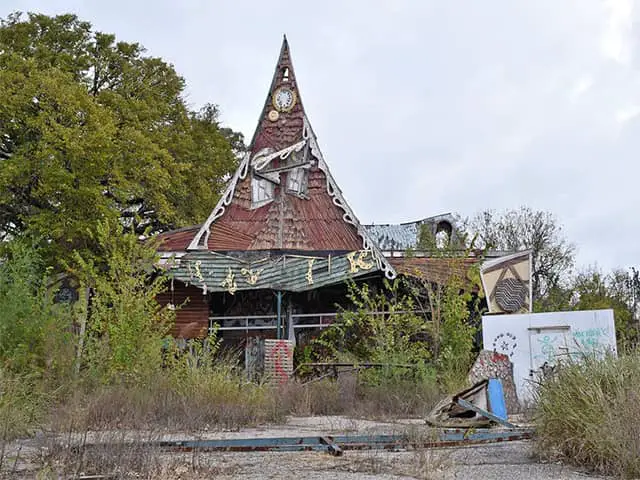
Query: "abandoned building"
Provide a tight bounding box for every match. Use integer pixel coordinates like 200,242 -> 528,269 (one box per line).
155,37 -> 532,345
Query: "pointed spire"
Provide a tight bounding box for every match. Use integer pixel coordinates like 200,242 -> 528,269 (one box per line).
249,35 -> 306,154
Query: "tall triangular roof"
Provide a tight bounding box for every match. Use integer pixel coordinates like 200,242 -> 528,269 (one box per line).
188,37 -> 395,279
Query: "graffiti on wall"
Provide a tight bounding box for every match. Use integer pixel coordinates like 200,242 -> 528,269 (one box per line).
264,339 -> 294,385
572,327 -> 609,351
491,332 -> 518,358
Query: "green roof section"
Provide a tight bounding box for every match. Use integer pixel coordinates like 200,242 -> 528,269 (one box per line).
168,250 -> 381,294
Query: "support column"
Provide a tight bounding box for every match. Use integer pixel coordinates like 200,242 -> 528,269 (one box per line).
276,290 -> 283,339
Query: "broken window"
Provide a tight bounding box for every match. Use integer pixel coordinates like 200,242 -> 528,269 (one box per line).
251,176 -> 275,208
435,230 -> 449,249
286,167 -> 307,195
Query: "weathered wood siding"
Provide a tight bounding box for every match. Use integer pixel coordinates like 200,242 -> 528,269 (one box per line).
156,281 -> 209,338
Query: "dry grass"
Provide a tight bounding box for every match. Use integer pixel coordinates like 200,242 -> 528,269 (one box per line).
336,448 -> 450,480
279,373 -> 442,420
48,376 -> 287,433
1,351 -> 445,477
534,351 -> 640,478
34,431 -> 239,479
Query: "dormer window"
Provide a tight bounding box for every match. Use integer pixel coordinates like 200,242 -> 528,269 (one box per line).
287,167 -> 307,195
251,176 -> 275,208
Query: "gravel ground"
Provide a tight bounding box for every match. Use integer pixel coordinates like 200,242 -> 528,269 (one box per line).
1,416 -> 607,479
183,441 -> 605,480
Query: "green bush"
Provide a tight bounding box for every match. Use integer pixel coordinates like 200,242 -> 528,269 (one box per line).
73,220 -> 174,385
0,240 -> 75,380
535,351 -> 640,478
313,279 -> 432,366
0,369 -> 51,440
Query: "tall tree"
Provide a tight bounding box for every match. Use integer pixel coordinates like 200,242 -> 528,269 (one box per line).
468,207 -> 575,302
0,12 -> 243,266
569,267 -> 639,347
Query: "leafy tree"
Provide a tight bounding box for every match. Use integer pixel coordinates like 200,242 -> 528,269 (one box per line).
571,267 -> 639,348
0,12 -> 243,267
468,206 -> 575,303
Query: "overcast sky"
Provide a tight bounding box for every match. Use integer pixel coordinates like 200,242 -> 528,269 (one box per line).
4,0 -> 639,272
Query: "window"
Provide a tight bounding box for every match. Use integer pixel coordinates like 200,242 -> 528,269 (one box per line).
435,230 -> 449,249
435,221 -> 452,249
287,167 -> 307,195
251,176 -> 274,207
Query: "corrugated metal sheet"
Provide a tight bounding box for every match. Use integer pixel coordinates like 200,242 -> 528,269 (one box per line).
169,250 -> 379,294
364,214 -> 456,251
207,160 -> 363,252
156,226 -> 201,252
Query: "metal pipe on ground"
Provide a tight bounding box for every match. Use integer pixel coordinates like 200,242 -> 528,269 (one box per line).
69,428 -> 534,457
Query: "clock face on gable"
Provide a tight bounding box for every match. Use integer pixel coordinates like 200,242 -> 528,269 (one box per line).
273,87 -> 296,112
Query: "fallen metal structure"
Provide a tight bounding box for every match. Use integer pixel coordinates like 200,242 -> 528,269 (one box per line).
426,378 -> 515,428
73,428 -> 534,457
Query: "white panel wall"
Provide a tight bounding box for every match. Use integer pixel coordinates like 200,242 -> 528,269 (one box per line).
482,309 -> 617,404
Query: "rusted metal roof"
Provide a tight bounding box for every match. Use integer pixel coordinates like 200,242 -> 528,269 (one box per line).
390,256 -> 479,286
179,37 -> 396,279
206,168 -> 362,251
249,36 -> 307,155
156,225 -> 201,252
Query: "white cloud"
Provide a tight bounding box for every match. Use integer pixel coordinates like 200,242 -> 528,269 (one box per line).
601,0 -> 634,63
569,75 -> 594,101
615,104 -> 640,123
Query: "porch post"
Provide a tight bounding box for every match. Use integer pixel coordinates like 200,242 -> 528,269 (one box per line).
276,290 -> 283,339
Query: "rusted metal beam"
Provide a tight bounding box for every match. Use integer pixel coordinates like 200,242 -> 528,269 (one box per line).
72,429 -> 534,456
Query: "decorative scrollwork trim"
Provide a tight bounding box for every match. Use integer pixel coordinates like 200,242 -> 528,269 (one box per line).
189,152 -> 252,250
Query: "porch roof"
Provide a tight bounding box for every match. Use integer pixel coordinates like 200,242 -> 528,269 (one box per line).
168,249 -> 382,294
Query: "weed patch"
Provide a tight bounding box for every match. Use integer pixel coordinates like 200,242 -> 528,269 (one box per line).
534,351 -> 640,478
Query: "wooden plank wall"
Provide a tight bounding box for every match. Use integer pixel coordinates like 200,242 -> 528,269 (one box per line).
156,281 -> 209,338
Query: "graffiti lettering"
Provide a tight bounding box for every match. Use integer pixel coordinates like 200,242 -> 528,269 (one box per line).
572,327 -> 608,350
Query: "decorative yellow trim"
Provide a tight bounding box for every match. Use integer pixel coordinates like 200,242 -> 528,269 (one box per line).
347,250 -> 374,273
240,268 -> 263,286
306,259 -> 315,285
194,260 -> 205,283
221,268 -> 238,295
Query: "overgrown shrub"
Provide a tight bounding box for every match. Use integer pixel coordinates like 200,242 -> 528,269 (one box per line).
313,279 -> 431,366
73,220 -> 174,385
310,272 -> 478,395
0,241 -> 75,439
535,351 -> 640,478
0,369 -> 51,441
0,240 -> 75,381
